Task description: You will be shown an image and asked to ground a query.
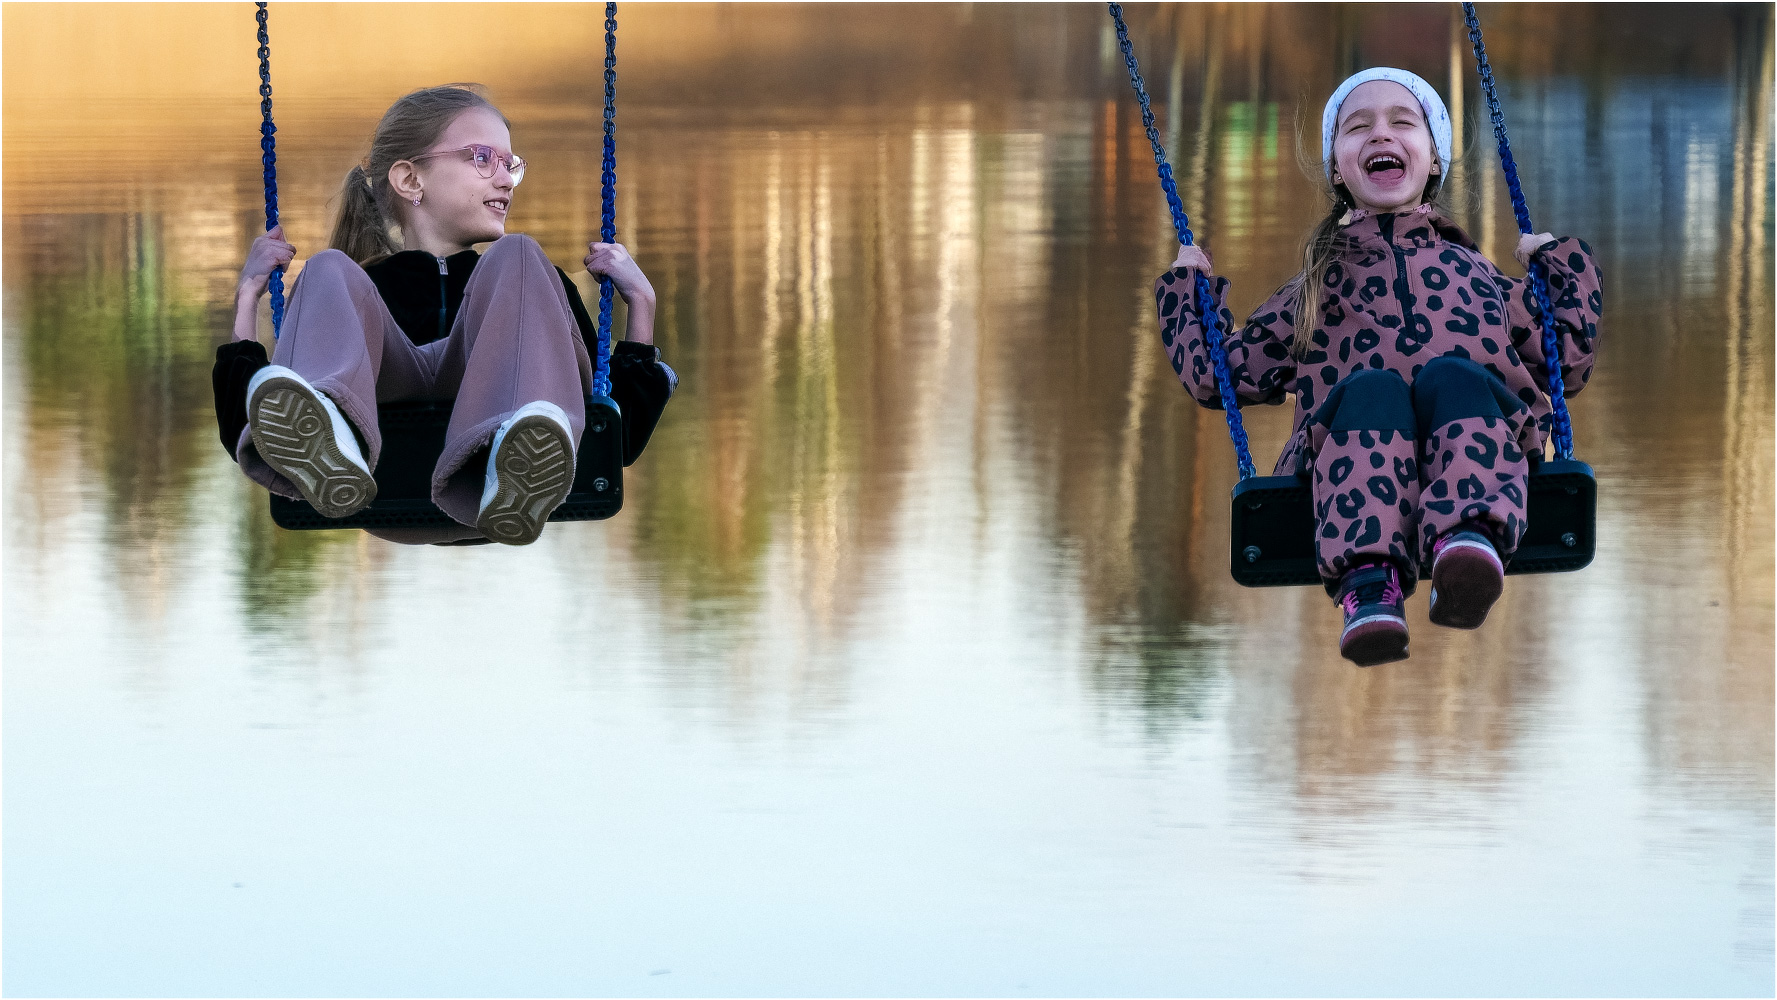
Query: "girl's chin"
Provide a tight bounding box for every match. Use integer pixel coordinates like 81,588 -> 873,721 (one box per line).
1354,184 -> 1425,212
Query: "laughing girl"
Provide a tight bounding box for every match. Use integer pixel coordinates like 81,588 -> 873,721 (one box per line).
1156,68 -> 1602,665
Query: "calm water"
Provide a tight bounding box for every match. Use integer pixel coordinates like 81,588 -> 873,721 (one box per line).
4,4 -> 1772,996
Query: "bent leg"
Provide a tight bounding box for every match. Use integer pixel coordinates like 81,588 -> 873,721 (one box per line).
426,234 -> 594,526
1306,368 -> 1422,595
1412,355 -> 1530,560
236,249 -> 432,496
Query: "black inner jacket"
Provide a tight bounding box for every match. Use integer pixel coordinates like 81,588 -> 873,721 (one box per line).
213,248 -> 674,467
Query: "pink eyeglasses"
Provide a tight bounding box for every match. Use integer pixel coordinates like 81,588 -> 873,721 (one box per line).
409,143 -> 526,185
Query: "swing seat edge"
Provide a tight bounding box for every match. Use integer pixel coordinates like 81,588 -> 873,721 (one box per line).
1228,461 -> 1597,587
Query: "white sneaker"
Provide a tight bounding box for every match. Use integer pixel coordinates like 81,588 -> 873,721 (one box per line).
476,400 -> 576,545
247,365 -> 376,518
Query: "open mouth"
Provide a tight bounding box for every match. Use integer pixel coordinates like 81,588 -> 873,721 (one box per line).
1363,153 -> 1406,184
485,199 -> 510,215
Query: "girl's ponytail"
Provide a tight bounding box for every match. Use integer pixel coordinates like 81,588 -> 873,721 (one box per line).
330,164 -> 400,264
328,84 -> 509,265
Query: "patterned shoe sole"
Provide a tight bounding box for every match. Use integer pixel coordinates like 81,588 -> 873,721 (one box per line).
476,415 -> 575,545
1428,543 -> 1505,630
248,378 -> 377,519
1340,615 -> 1410,667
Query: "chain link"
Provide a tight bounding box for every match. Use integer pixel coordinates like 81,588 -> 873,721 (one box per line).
1108,3 -> 1255,479
1463,2 -> 1573,458
592,1 -> 618,399
256,2 -> 285,338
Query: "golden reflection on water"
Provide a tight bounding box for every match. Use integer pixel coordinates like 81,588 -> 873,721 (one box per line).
4,0 -> 1773,931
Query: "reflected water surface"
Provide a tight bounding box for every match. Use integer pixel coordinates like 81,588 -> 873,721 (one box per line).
4,4 -> 1773,995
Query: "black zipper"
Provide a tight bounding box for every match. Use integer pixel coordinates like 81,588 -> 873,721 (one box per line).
1378,214 -> 1418,341
436,255 -> 449,341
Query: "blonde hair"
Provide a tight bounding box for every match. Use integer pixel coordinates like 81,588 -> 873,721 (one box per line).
330,84 -> 509,263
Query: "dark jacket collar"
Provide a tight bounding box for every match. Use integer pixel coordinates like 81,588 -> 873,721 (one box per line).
362,249 -> 482,344
367,248 -> 482,276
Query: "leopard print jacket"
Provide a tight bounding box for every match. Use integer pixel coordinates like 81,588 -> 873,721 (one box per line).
1155,208 -> 1603,475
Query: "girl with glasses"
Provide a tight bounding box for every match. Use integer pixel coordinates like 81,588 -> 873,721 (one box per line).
213,84 -> 676,545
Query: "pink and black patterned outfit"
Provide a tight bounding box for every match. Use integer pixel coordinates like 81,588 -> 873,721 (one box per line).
1156,207 -> 1602,595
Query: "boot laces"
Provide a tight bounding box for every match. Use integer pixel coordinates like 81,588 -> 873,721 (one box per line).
1342,566 -> 1401,614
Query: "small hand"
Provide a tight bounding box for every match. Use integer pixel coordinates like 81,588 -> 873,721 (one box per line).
585,241 -> 655,304
1172,243 -> 1213,276
1514,232 -> 1557,269
238,225 -> 296,299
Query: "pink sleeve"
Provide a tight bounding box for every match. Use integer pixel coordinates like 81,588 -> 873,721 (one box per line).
1489,237 -> 1604,398
1155,268 -> 1297,409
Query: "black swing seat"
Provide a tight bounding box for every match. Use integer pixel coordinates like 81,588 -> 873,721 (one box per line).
1229,459 -> 1596,587
269,395 -> 624,531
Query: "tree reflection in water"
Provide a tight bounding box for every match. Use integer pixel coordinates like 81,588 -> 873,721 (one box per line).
3,0 -> 1770,821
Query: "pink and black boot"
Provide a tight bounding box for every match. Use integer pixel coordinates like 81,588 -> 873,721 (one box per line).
1428,527 -> 1506,629
1335,561 -> 1410,666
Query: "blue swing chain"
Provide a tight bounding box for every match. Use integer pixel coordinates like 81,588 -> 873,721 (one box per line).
592,1 -> 617,399
1108,4 -> 1256,480
1463,2 -> 1573,459
256,1 -> 285,339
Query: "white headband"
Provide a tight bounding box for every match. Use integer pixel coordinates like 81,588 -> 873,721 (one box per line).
1321,67 -> 1452,188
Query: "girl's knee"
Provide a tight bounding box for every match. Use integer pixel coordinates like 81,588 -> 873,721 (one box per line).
301,247 -> 359,276
1415,354 -> 1491,393
1341,367 -> 1410,396
1413,354 -> 1521,430
1313,367 -> 1413,432
482,233 -> 546,262
293,248 -> 372,293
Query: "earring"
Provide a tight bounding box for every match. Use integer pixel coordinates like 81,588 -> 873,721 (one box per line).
412,195 -> 422,206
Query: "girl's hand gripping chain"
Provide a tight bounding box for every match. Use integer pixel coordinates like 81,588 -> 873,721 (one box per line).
584,241 -> 651,300
1513,231 -> 1558,269
239,225 -> 296,300
234,225 -> 296,341
1171,243 -> 1213,277
585,240 -> 658,346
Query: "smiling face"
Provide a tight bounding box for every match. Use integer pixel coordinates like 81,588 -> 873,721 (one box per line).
1330,80 -> 1438,215
402,106 -> 516,248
